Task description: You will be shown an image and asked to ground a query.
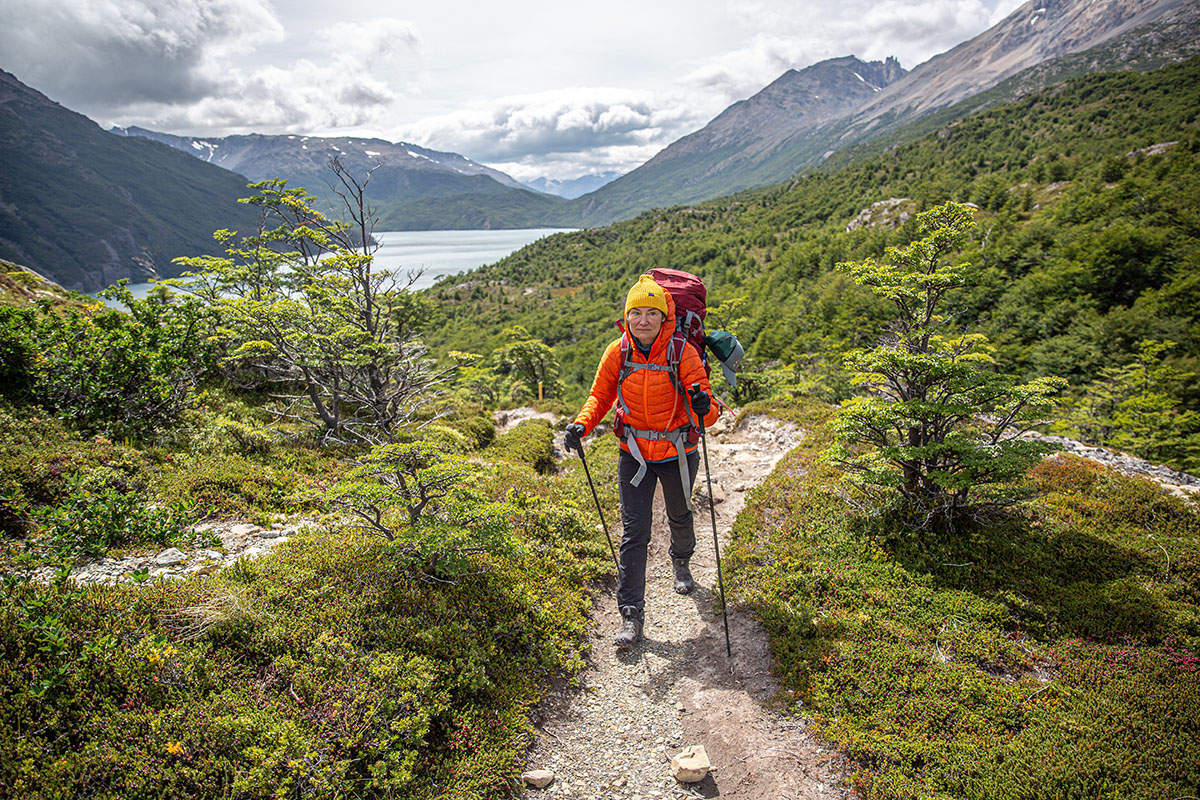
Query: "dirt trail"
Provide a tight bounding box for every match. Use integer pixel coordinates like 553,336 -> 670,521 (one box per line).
521,414 -> 851,800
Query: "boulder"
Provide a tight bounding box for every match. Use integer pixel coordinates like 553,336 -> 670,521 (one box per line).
521,769 -> 555,789
671,744 -> 711,783
153,548 -> 187,567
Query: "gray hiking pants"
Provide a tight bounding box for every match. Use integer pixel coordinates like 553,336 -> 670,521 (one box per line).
617,448 -> 700,616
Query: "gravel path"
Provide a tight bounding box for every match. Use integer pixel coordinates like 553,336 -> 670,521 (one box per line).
523,415 -> 852,800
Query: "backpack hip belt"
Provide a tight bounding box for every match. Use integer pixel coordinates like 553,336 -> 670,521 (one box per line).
620,423 -> 696,511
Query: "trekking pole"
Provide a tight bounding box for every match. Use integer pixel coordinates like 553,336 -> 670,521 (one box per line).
574,442 -> 620,573
697,407 -> 733,659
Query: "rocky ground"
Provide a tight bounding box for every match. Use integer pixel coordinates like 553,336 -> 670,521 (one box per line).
1021,431 -> 1199,499
32,519 -> 320,586
519,414 -> 853,800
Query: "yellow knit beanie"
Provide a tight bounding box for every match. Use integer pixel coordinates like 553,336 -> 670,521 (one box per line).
624,274 -> 669,318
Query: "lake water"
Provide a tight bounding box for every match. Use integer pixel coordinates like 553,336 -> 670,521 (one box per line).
110,227 -> 574,300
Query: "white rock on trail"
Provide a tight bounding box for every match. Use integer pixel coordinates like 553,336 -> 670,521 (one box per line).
153,548 -> 187,567
670,745 -> 711,783
522,769 -> 555,788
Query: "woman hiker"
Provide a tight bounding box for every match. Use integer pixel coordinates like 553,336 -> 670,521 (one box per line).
564,274 -> 719,648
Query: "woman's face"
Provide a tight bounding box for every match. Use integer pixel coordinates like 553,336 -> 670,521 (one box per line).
627,307 -> 665,347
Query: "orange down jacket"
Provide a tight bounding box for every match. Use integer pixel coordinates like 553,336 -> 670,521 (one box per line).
574,289 -> 719,461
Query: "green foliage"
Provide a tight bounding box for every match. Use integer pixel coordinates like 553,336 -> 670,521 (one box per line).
492,325 -> 565,403
1059,340 -> 1200,471
331,442 -> 516,580
438,401 -> 497,451
827,203 -> 1067,524
0,521 -> 595,799
152,450 -> 327,522
0,401 -> 151,537
484,419 -> 557,474
32,482 -> 196,558
727,409 -> 1200,800
172,177 -> 451,445
425,58 -> 1200,471
0,284 -> 211,439
0,397 -> 614,798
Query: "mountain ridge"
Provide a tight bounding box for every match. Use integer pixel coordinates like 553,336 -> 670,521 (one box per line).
569,0 -> 1195,225
112,127 -> 573,231
0,69 -> 261,292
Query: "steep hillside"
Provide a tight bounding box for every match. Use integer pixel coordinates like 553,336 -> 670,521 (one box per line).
0,71 -> 260,292
571,0 -> 1196,225
571,56 -> 905,223
114,128 -> 574,231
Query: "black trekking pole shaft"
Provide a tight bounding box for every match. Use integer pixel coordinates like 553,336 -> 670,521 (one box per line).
578,447 -> 620,572
699,420 -> 733,659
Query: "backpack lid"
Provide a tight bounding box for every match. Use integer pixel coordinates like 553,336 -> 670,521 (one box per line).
704,331 -> 744,388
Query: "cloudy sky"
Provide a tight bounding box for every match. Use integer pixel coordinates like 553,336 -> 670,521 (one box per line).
1,0 -> 1025,182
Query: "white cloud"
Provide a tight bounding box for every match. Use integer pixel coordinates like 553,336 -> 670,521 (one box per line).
0,0 -> 284,106
400,88 -> 696,167
688,0 -> 1012,107
0,0 -> 1031,180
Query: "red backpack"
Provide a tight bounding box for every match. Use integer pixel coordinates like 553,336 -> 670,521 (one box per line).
614,268 -> 709,442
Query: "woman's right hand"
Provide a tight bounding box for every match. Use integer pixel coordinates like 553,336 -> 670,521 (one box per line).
564,423 -> 586,455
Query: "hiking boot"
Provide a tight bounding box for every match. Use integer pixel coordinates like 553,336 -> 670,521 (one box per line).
614,608 -> 643,648
672,558 -> 695,595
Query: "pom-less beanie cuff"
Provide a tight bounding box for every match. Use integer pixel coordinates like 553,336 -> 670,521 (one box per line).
624,274 -> 669,317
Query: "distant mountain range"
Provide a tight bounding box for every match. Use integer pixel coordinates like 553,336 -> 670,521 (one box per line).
4,0 -> 1198,290
521,172 -> 624,199
568,0 -> 1198,224
110,127 -> 573,231
0,70 -> 260,292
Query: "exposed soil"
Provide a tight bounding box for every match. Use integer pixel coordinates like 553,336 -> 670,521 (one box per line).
520,414 -> 854,800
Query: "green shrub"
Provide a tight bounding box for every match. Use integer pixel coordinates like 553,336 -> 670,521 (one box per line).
33,484 -> 198,558
153,452 -> 311,520
0,520 -> 594,799
727,409 -> 1200,799
25,286 -> 214,439
330,442 -> 517,581
485,419 -> 556,474
437,401 -> 497,451
0,402 -> 149,509
0,305 -> 35,400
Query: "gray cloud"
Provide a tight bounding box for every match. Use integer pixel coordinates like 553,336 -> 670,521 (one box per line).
0,0 -> 283,107
0,2 -> 420,135
400,88 -> 696,168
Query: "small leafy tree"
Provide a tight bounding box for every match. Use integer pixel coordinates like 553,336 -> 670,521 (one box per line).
827,202 -> 1067,526
492,325 -> 563,402
330,442 -> 514,580
171,163 -> 451,444
1062,340 -> 1200,471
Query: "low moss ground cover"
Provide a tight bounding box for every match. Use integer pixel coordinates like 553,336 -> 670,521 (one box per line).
727,397 -> 1200,799
0,392 -> 616,798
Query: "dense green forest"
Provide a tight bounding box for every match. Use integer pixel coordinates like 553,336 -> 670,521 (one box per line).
427,56 -> 1200,471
